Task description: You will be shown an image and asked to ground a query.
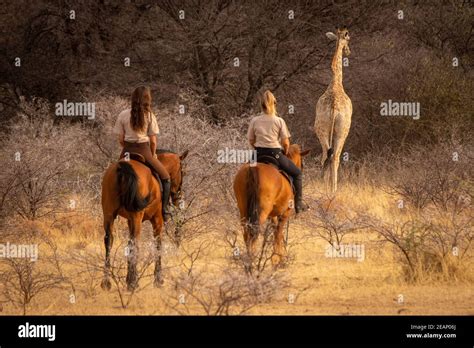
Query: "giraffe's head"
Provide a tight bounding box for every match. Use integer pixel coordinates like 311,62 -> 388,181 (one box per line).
326,27 -> 351,56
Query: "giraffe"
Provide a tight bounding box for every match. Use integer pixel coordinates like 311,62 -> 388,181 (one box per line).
314,27 -> 352,194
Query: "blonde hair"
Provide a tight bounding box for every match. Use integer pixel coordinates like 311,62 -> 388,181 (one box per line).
260,90 -> 277,116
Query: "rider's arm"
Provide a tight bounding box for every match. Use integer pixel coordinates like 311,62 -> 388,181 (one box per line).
247,118 -> 256,149
149,134 -> 157,158
281,137 -> 290,155
279,118 -> 291,154
148,112 -> 160,158
114,111 -> 125,147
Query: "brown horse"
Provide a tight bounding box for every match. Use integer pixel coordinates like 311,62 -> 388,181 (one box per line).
233,144 -> 310,268
101,150 -> 188,291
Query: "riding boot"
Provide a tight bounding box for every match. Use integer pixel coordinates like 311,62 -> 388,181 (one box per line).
294,175 -> 308,214
161,178 -> 172,222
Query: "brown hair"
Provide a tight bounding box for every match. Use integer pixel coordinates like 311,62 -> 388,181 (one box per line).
130,86 -> 152,132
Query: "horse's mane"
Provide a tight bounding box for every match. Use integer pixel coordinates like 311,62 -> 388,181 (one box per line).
156,149 -> 176,155
287,144 -> 301,158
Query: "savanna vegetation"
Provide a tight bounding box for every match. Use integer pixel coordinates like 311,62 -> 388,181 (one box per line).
0,0 -> 472,315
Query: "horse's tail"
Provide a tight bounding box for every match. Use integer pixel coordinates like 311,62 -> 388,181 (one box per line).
323,109 -> 337,171
247,165 -> 260,237
117,161 -> 150,212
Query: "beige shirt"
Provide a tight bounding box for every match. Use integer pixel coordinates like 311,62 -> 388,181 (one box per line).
247,113 -> 291,149
114,109 -> 160,143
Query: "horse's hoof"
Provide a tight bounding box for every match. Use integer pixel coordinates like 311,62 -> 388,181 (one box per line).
271,254 -> 282,266
154,278 -> 164,288
101,278 -> 112,291
127,282 -> 138,292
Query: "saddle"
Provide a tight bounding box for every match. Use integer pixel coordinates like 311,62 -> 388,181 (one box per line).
120,152 -> 162,192
256,155 -> 294,193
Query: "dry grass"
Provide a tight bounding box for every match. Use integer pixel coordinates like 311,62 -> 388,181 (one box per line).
1,179 -> 472,316
0,99 -> 471,315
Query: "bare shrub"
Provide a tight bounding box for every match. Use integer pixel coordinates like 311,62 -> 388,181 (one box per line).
70,240 -> 156,309
367,142 -> 473,282
0,258 -> 62,315
305,197 -> 367,249
167,268 -> 286,315
86,94 -> 129,168
367,210 -> 473,282
0,223 -> 68,314
225,222 -> 275,275
0,98 -> 97,220
163,238 -> 290,315
385,143 -> 473,211
164,163 -> 221,246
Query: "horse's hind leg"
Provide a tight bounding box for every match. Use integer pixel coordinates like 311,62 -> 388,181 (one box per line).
243,223 -> 259,257
151,214 -> 164,287
126,214 -> 142,291
242,218 -> 261,275
272,213 -> 290,267
242,222 -> 255,274
243,211 -> 271,274
101,214 -> 115,291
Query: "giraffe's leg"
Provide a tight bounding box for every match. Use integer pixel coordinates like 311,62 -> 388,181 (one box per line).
318,136 -> 331,194
331,137 -> 346,194
320,142 -> 328,168
331,155 -> 339,194
318,137 -> 330,170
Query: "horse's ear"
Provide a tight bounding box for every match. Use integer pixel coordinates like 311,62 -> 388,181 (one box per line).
179,149 -> 189,161
300,149 -> 311,157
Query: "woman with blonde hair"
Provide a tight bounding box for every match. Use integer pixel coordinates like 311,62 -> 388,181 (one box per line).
114,86 -> 172,221
247,90 -> 307,213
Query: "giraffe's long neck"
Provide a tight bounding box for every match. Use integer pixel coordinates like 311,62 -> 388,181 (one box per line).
330,39 -> 344,88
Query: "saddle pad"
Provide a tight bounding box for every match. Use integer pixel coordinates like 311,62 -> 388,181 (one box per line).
257,154 -> 280,168
120,152 -> 146,163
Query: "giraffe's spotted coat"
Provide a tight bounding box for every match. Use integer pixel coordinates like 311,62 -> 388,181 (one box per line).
314,28 -> 353,193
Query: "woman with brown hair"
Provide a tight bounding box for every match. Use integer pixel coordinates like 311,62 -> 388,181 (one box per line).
114,86 -> 171,221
